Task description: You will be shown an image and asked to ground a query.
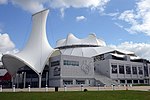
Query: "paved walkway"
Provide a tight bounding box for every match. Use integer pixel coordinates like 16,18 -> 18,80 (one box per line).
0,86 -> 150,92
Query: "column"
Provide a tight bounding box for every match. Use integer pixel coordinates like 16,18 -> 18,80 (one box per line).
39,74 -> 42,88
46,72 -> 48,86
23,72 -> 26,88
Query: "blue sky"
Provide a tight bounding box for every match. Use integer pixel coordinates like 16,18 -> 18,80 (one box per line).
0,0 -> 150,60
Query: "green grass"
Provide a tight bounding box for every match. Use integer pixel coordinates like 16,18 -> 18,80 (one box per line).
0,90 -> 150,100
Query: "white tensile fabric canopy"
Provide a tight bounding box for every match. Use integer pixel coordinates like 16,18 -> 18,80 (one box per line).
2,9 -> 59,88
56,33 -> 106,48
56,33 -> 135,57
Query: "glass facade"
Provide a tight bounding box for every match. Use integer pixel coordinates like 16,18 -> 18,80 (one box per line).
138,66 -> 143,75
111,64 -> 117,74
76,80 -> 85,85
119,65 -> 124,74
126,65 -> 131,74
63,60 -> 79,66
63,80 -> 73,85
51,61 -> 60,67
132,66 -> 137,74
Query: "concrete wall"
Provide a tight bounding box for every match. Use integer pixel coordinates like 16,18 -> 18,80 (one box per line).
109,59 -> 144,80
94,59 -> 150,84
94,60 -> 110,77
49,55 -> 95,87
61,55 -> 94,79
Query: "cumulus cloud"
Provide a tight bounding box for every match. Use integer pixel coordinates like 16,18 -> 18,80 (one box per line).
0,0 -> 110,14
0,33 -> 15,53
109,42 -> 150,60
11,0 -> 46,13
49,0 -> 109,9
76,16 -> 87,22
118,0 -> 150,36
0,0 -> 7,4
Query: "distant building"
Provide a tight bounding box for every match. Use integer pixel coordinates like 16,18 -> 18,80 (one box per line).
1,9 -> 150,88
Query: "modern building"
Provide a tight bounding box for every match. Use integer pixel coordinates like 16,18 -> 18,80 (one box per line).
1,9 -> 150,88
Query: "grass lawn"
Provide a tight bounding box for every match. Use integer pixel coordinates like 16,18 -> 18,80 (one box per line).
0,90 -> 150,100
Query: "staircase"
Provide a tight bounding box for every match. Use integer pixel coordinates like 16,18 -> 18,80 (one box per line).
94,72 -> 118,86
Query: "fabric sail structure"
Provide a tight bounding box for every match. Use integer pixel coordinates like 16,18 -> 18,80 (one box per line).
2,9 -> 59,88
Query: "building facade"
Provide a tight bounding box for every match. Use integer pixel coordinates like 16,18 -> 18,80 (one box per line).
94,53 -> 150,85
1,9 -> 150,88
49,55 -> 95,87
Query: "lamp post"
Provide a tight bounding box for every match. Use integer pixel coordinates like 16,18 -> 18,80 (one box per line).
45,85 -> 48,92
98,84 -> 100,91
64,84 -> 67,92
0,85 -> 2,92
81,84 -> 83,91
12,85 -> 15,92
28,85 -> 31,92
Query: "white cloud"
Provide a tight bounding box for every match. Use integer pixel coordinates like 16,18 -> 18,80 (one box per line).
0,0 -> 7,4
11,0 -> 46,13
118,0 -> 150,36
114,22 -> 123,28
0,0 -> 110,14
109,42 -> 150,60
0,33 -> 15,53
60,8 -> 65,18
49,0 -> 109,9
76,16 -> 87,22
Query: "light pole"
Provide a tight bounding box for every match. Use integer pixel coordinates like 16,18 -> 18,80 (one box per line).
98,84 -> 100,91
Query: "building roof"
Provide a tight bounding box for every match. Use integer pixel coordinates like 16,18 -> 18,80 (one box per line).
60,46 -> 135,57
56,33 -> 135,57
56,33 -> 106,48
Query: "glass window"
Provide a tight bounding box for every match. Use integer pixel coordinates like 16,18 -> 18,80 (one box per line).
51,61 -> 60,67
138,66 -> 143,75
63,80 -> 73,85
111,64 -> 117,74
139,80 -> 144,83
119,65 -> 124,74
144,66 -> 148,77
126,65 -> 131,74
132,66 -> 137,74
120,80 -> 125,83
133,80 -> 138,83
127,80 -> 132,83
63,60 -> 79,66
76,80 -> 85,85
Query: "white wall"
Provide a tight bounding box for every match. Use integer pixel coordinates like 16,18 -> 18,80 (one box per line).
61,55 -> 94,79
94,60 -> 110,77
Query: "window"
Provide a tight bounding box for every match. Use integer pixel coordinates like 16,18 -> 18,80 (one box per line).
120,80 -> 125,83
126,65 -> 131,74
63,80 -> 73,85
144,66 -> 148,77
132,66 -> 137,74
127,80 -> 132,83
63,60 -> 79,66
76,80 -> 85,85
138,66 -> 143,75
51,61 -> 60,67
139,80 -> 144,83
133,80 -> 138,83
111,64 -> 117,74
119,65 -> 124,74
